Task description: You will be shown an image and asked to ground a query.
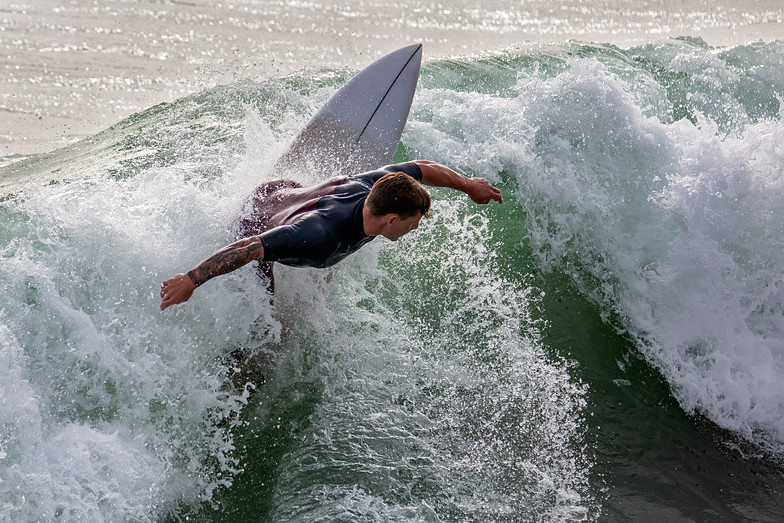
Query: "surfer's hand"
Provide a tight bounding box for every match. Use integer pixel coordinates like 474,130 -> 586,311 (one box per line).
160,273 -> 196,310
465,178 -> 503,204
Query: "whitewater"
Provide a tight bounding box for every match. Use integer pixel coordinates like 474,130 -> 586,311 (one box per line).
2,1 -> 784,521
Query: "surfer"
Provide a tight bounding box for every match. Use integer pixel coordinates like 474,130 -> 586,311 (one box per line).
159,160 -> 502,310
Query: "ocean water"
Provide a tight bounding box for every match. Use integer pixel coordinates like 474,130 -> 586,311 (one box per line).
2,20 -> 784,523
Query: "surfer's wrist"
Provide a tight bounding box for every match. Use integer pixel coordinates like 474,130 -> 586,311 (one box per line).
186,270 -> 202,288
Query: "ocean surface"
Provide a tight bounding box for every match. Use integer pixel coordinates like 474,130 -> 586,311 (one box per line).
2,3 -> 784,522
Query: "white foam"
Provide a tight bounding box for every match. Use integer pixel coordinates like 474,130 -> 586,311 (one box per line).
0,144 -> 282,517
0,325 -> 174,520
262,199 -> 594,520
642,116 -> 784,448
406,46 -> 784,455
460,51 -> 784,454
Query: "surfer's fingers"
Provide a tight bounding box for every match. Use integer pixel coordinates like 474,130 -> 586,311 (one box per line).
470,181 -> 502,204
159,275 -> 192,310
160,292 -> 185,310
482,180 -> 503,203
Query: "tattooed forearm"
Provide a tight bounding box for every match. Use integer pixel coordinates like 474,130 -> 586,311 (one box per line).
186,236 -> 264,287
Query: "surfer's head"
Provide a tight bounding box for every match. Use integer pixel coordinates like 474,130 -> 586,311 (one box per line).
365,172 -> 431,219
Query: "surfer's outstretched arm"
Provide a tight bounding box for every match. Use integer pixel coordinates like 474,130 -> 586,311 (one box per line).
413,160 -> 503,204
160,236 -> 264,310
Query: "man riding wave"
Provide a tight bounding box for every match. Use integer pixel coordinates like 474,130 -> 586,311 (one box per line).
160,160 -> 502,310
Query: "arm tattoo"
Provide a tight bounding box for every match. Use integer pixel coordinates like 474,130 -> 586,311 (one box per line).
187,237 -> 263,287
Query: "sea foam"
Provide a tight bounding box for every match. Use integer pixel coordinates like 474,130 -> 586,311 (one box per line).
407,41 -> 784,455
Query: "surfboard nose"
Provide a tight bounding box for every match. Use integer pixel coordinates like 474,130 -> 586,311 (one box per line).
276,44 -> 423,179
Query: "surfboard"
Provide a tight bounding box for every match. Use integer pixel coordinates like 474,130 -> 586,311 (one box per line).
275,43 -> 423,179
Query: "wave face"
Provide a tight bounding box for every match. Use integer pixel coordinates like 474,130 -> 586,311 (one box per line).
1,38 -> 783,520
466,39 -> 784,452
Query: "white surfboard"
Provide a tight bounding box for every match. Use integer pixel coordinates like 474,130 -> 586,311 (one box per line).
275,44 -> 423,179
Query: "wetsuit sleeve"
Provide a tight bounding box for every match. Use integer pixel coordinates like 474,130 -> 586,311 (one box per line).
352,162 -> 423,186
258,217 -> 335,267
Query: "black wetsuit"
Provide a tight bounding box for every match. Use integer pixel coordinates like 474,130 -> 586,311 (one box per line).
237,162 -> 423,269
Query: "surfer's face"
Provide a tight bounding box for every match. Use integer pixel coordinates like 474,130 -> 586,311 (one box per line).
382,213 -> 423,241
